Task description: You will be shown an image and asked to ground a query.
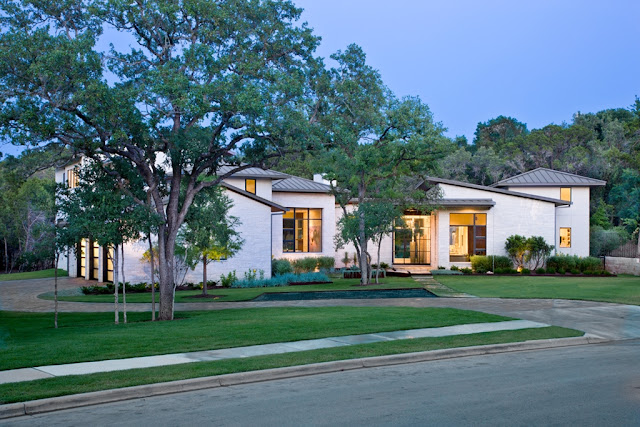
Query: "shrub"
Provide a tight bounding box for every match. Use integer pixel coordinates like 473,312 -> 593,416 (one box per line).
471,255 -> 490,273
460,267 -> 473,275
489,256 -> 514,270
546,267 -> 556,274
505,235 -> 528,269
525,236 -> 554,270
450,265 -> 460,271
547,255 -> 578,272
577,257 -> 602,272
317,256 -> 336,271
437,266 -> 446,270
220,271 -> 237,287
521,268 -> 531,275
570,268 -> 580,275
292,257 -> 319,273
557,268 -> 566,275
590,226 -> 629,257
272,258 -> 293,276
379,262 -> 390,269
536,268 -> 546,275
431,269 -> 463,275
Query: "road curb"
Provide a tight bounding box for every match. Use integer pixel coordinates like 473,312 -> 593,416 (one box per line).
0,336 -> 607,419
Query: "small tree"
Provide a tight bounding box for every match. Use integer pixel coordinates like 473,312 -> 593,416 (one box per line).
505,235 -> 528,270
525,236 -> 554,270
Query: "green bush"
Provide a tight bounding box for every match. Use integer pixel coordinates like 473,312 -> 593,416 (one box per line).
231,272 -> 330,288
470,255 -> 489,272
547,255 -> 578,272
220,271 -> 237,287
521,268 -> 531,275
271,258 -> 293,276
557,268 -> 566,275
536,268 -> 546,275
577,257 -> 602,272
546,267 -> 556,274
292,257 -> 320,273
505,235 -> 528,269
450,265 -> 460,271
437,266 -> 446,270
317,256 -> 336,271
490,256 -> 514,270
460,267 -> 473,275
570,268 -> 580,275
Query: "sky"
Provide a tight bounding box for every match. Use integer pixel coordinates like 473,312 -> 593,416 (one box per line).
2,0 -> 639,156
294,0 -> 640,141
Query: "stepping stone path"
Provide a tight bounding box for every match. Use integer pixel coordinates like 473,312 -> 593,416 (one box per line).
413,274 -> 474,298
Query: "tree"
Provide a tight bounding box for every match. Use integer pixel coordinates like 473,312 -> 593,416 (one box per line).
320,45 -> 447,284
473,116 -> 528,152
505,235 -> 527,270
57,160 -> 157,324
182,187 -> 242,296
0,0 -> 320,320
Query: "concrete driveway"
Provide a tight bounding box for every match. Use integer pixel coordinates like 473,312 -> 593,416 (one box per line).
1,277 -> 640,340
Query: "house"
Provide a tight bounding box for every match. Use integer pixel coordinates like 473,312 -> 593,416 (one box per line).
56,163 -> 604,282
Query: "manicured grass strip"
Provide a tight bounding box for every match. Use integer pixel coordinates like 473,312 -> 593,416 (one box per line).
0,307 -> 510,370
0,269 -> 67,282
44,277 -> 423,303
0,326 -> 582,404
437,275 -> 640,306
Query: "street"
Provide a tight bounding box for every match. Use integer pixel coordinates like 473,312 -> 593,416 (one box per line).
5,339 -> 640,426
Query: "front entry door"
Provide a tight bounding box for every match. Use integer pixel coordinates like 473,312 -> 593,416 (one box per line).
393,215 -> 431,265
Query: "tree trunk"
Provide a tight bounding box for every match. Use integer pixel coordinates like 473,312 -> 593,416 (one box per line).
148,234 -> 156,321
121,244 -> 127,324
113,245 -> 119,325
202,254 -> 207,296
54,251 -> 59,329
157,226 -> 177,320
358,210 -> 370,285
375,237 -> 382,284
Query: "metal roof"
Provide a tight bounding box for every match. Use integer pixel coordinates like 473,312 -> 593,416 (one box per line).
219,182 -> 287,212
492,168 -> 606,187
436,199 -> 496,208
424,177 -> 570,206
216,165 -> 289,180
272,176 -> 332,193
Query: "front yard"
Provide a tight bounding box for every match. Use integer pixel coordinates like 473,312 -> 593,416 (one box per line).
437,275 -> 640,305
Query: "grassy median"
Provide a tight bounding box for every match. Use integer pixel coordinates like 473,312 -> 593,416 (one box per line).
0,326 -> 581,404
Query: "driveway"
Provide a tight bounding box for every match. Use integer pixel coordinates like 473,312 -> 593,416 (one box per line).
2,277 -> 640,340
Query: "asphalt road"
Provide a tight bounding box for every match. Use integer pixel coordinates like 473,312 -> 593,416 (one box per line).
5,339 -> 640,426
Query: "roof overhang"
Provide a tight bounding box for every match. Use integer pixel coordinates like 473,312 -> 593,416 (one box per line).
220,182 -> 287,212
436,199 -> 496,209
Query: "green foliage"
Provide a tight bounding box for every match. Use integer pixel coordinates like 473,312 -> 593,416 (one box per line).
521,268 -> 531,275
470,255 -> 513,273
546,267 -> 557,274
291,257 -> 320,274
316,256 -> 336,271
536,268 -> 546,275
271,259 -> 293,276
547,254 -> 601,273
525,236 -> 554,270
505,235 -> 528,269
450,265 -> 460,271
220,271 -> 238,288
460,267 -> 473,275
590,226 -> 629,256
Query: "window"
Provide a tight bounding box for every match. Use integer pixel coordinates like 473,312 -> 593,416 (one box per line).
560,187 -> 571,202
449,213 -> 486,262
559,227 -> 571,248
245,179 -> 256,194
283,208 -> 322,252
67,168 -> 79,188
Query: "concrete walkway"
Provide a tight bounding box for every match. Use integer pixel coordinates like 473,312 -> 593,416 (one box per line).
0,319 -> 550,385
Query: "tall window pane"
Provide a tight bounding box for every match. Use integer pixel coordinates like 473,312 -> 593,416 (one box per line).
449,213 -> 487,261
283,208 -> 322,252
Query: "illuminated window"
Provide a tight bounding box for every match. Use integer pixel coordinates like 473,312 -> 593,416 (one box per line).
560,187 -> 571,202
67,168 -> 79,188
559,227 -> 571,248
283,208 -> 322,252
245,179 -> 256,194
449,213 -> 486,262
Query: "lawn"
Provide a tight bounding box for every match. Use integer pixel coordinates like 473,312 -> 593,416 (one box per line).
0,269 -> 67,281
0,326 -> 581,404
0,306 -> 511,370
437,275 -> 640,305
45,277 -> 423,303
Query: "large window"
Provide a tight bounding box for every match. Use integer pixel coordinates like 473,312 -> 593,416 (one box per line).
559,227 -> 571,248
393,215 -> 431,265
67,168 -> 79,188
283,208 -> 322,252
449,213 -> 486,262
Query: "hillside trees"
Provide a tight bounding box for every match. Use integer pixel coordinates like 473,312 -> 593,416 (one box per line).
0,0 -> 320,320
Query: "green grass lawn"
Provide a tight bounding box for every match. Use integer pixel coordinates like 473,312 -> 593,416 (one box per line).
0,306 -> 511,370
46,277 -> 422,303
438,275 -> 640,305
0,269 -> 67,281
0,326 -> 581,404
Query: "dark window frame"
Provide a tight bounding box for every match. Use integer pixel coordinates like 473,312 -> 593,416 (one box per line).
283,208 -> 322,253
449,213 -> 487,262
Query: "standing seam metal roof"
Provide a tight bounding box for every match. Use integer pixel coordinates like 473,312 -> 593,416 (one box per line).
492,168 -> 606,187
272,176 -> 332,193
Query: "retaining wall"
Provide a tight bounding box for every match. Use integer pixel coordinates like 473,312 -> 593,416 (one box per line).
604,256 -> 640,276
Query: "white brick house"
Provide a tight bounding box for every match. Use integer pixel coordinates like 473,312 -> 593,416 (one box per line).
57,164 -> 604,282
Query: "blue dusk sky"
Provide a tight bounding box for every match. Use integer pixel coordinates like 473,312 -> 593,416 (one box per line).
294,0 -> 640,142
2,0 -> 639,156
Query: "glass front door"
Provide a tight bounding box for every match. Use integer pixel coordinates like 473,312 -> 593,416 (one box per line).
393,215 -> 431,265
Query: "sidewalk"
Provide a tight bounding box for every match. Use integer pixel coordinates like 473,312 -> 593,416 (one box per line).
0,319 -> 550,385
